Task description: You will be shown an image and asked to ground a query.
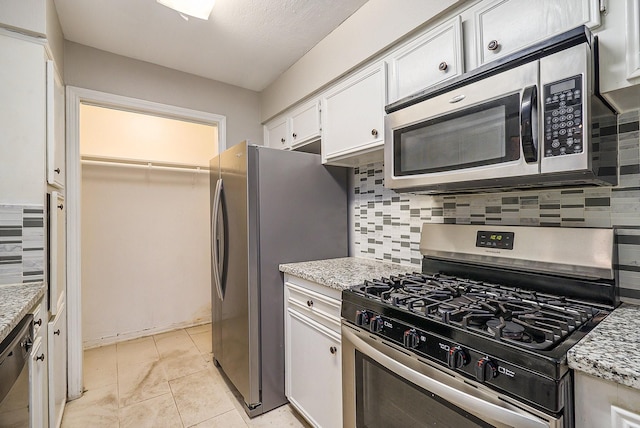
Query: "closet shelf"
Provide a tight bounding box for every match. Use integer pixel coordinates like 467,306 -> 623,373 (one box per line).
80,155 -> 210,174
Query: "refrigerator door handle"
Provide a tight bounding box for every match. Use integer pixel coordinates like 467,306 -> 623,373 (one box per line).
212,178 -> 224,301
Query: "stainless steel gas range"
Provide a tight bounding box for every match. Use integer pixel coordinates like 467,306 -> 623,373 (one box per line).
341,224 -> 618,428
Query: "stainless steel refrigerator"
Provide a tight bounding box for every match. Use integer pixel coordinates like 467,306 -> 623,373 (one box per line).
209,142 -> 348,417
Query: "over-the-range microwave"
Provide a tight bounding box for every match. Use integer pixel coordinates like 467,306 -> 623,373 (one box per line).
384,26 -> 618,193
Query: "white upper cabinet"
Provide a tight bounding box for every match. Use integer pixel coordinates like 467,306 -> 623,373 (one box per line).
289,100 -> 321,149
322,62 -> 387,166
473,0 -> 602,66
264,116 -> 289,150
47,60 -> 65,188
388,16 -> 463,103
626,0 -> 640,80
264,99 -> 321,151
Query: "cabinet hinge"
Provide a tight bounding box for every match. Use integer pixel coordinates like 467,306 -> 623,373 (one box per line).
599,0 -> 607,13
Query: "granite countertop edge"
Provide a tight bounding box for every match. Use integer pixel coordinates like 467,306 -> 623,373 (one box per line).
279,256 -> 417,290
567,303 -> 640,390
0,282 -> 46,344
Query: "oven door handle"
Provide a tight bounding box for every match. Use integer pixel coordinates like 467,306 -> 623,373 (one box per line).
343,328 -> 550,428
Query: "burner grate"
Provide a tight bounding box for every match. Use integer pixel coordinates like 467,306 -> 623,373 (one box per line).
352,272 -> 602,351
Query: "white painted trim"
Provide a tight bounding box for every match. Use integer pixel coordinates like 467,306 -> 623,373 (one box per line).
65,85 -> 226,400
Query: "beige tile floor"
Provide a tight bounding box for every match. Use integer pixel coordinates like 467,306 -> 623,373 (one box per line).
61,324 -> 310,428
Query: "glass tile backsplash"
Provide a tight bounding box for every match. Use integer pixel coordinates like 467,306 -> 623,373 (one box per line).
0,205 -> 45,285
350,109 -> 640,304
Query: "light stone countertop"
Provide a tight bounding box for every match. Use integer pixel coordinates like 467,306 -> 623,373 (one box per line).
568,303 -> 640,390
0,282 -> 46,344
279,256 -> 417,290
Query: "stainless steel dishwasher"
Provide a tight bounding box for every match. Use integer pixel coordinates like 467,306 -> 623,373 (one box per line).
0,314 -> 33,428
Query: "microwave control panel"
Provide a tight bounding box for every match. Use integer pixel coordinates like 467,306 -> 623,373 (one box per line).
543,75 -> 583,157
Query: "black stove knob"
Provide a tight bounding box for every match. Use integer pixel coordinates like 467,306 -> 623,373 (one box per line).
403,329 -> 420,349
475,357 -> 498,382
369,316 -> 384,333
355,310 -> 370,326
447,346 -> 469,370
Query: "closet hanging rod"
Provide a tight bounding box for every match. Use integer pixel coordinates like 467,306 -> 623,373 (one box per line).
80,156 -> 210,173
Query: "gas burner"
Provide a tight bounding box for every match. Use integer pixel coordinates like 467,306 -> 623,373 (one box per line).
486,318 -> 525,340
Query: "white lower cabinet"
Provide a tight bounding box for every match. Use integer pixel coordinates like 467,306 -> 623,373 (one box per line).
48,300 -> 66,428
574,371 -> 640,428
284,275 -> 342,428
29,337 -> 47,428
30,299 -> 48,428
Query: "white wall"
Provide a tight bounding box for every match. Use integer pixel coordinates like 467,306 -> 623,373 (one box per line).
80,104 -> 218,165
260,0 -> 464,121
80,108 -> 214,347
64,41 -> 262,148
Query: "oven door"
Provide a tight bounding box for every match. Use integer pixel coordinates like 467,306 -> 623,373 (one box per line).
342,323 -> 562,428
384,60 -> 540,193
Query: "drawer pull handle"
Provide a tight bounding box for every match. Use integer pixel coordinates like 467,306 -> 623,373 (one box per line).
280,138 -> 286,143
34,319 -> 42,327
57,204 -> 64,210
371,129 -> 378,137
54,329 -> 61,336
488,40 -> 500,51
306,300 -> 313,307
438,61 -> 448,71
330,346 -> 337,355
54,168 -> 61,174
36,354 -> 45,361
292,133 -> 297,138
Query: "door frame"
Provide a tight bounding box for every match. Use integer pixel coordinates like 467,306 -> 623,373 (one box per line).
65,86 -> 226,399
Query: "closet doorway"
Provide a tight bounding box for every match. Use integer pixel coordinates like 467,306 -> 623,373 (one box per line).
80,104 -> 217,348
66,86 -> 227,399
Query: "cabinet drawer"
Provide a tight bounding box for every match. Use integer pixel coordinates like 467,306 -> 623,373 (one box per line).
286,281 -> 341,332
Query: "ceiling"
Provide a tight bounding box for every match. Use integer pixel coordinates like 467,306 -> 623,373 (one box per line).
53,0 -> 369,92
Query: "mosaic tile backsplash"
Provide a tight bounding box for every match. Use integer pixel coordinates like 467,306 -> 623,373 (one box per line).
0,205 -> 45,285
351,109 -> 640,303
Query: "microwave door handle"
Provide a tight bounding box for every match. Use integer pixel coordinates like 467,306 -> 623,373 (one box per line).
211,178 -> 224,301
521,85 -> 538,163
343,328 -> 549,428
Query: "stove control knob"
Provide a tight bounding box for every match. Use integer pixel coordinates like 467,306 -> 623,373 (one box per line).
369,316 -> 384,333
355,310 -> 370,326
403,329 -> 420,349
475,357 -> 498,382
447,346 -> 469,370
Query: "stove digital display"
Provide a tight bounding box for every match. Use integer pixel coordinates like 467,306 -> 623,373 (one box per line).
476,231 -> 514,250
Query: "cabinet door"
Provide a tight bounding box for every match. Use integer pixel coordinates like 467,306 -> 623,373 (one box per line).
322,62 -> 386,165
264,116 -> 289,149
289,100 -> 321,148
48,301 -> 66,428
286,308 -> 342,428
388,16 -> 463,103
46,60 -> 65,188
49,191 -> 65,315
474,0 -> 601,66
30,337 -> 48,428
0,34 -> 46,205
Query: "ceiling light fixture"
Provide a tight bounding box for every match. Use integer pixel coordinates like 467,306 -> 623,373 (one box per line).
156,0 -> 216,20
